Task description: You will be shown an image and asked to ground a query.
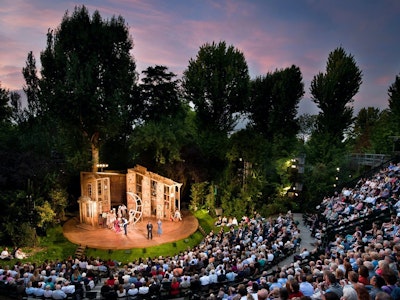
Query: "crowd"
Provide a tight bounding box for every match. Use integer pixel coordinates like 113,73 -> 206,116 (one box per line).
1,162 -> 400,300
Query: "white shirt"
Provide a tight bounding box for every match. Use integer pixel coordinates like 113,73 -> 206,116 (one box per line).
200,275 -> 210,286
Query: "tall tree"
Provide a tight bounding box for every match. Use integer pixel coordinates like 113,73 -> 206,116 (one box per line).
248,65 -> 304,140
22,52 -> 41,120
0,83 -> 11,124
310,47 -> 362,145
39,6 -> 138,171
9,91 -> 24,125
388,73 -> 400,132
182,41 -> 250,133
139,65 -> 182,122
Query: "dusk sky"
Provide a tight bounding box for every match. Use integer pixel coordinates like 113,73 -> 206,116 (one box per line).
1,0 -> 399,114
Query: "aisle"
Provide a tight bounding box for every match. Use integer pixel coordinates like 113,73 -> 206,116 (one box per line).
276,213 -> 315,268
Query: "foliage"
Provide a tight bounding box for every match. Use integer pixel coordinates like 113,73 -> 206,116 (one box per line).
39,5 -> 138,171
139,65 -> 183,122
193,209 -> 216,235
297,113 -> 318,143
247,65 -> 304,140
310,47 -> 362,147
350,107 -> 382,152
388,73 -> 400,134
130,120 -> 183,166
183,41 -> 250,133
36,201 -> 56,228
48,188 -> 68,221
0,190 -> 37,245
189,182 -> 209,211
11,222 -> 37,247
0,83 -> 11,124
265,195 -> 297,215
369,109 -> 396,154
22,51 -> 41,119
205,184 -> 217,216
302,162 -> 336,205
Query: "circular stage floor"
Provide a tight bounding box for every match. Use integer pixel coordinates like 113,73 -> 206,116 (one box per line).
62,211 -> 199,250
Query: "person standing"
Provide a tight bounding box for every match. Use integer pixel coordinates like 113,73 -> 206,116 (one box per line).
147,221 -> 153,240
122,217 -> 129,235
157,219 -> 162,237
114,218 -> 121,233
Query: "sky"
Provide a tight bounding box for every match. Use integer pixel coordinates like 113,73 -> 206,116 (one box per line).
1,0 -> 399,115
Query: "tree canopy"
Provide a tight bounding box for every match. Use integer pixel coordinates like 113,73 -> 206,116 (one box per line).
39,5 -> 138,171
310,47 -> 362,144
183,41 -> 250,133
248,65 -> 304,140
139,65 -> 183,122
388,73 -> 400,132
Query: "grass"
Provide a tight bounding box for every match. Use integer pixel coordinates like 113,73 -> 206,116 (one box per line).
3,209 -> 216,265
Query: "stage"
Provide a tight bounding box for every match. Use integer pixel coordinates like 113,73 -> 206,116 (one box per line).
62,211 -> 199,250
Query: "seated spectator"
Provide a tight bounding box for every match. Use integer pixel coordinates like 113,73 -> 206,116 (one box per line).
100,281 -> 112,297
33,282 -> 45,298
170,277 -> 180,297
14,247 -> 27,259
52,284 -> 67,299
0,247 -> 13,260
116,284 -> 126,298
43,285 -> 53,298
60,281 -> 75,296
127,283 -> 138,296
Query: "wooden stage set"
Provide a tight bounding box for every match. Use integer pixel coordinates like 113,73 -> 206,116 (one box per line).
62,211 -> 199,250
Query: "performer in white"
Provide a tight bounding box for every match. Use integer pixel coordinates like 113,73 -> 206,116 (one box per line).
109,209 -> 116,230
128,209 -> 135,228
120,204 -> 127,217
174,209 -> 182,221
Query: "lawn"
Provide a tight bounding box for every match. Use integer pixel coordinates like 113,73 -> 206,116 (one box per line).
3,209 -> 216,265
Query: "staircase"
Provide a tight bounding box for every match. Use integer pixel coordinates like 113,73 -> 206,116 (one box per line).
74,244 -> 87,260
198,225 -> 207,237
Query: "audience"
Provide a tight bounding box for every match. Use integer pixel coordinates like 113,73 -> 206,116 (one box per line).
1,161 -> 400,299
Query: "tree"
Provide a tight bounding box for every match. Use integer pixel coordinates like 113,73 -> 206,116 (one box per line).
0,83 -> 11,124
39,6 -> 138,172
310,47 -> 362,145
297,113 -> 318,143
139,65 -> 183,122
22,51 -> 41,119
248,65 -> 304,140
369,109 -> 396,154
388,73 -> 400,132
351,107 -> 381,152
182,41 -> 250,133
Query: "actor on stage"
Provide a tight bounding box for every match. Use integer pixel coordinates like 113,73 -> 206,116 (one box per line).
147,221 -> 153,240
122,217 -> 129,235
157,219 -> 162,236
114,218 -> 121,233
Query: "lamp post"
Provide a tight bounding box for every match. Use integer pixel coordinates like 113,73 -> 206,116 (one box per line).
96,163 -> 108,172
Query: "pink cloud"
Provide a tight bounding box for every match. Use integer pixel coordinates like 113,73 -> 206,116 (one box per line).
375,75 -> 394,87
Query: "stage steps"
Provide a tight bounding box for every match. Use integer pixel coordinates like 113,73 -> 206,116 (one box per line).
74,244 -> 87,260
198,225 -> 207,236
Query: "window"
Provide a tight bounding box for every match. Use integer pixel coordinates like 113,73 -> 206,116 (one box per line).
136,174 -> 143,198
164,186 -> 170,210
151,180 -> 157,196
97,180 -> 102,195
88,184 -> 92,197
